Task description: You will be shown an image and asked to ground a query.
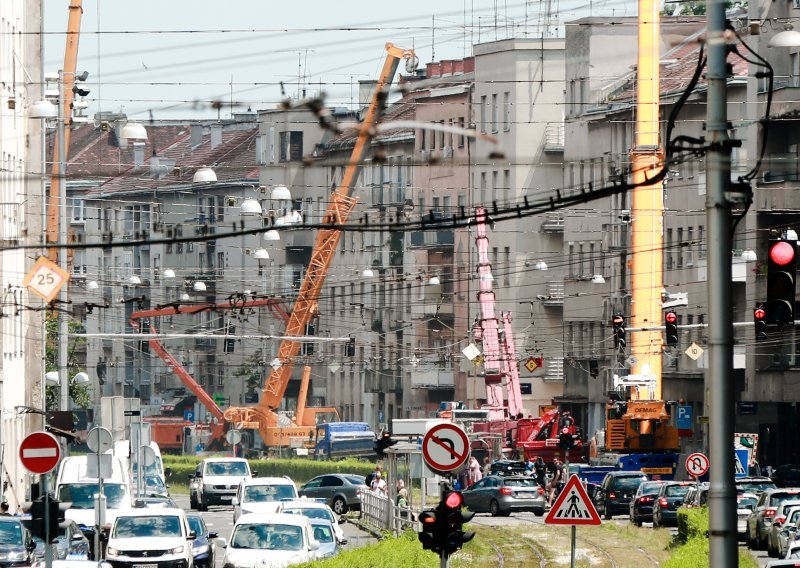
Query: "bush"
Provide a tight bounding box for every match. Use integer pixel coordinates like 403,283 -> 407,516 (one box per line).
668,507 -> 757,568
295,530 -> 438,568
164,455 -> 375,489
676,507 -> 708,543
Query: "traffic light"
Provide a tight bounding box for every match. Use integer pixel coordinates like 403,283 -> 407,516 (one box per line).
224,324 -> 236,353
439,491 -> 475,556
664,310 -> 679,347
373,431 -> 396,457
48,499 -> 70,540
754,304 -> 768,342
22,499 -> 46,540
589,359 -> 599,378
345,337 -> 356,357
767,238 -> 797,326
611,314 -> 626,351
417,509 -> 441,553
558,427 -> 575,451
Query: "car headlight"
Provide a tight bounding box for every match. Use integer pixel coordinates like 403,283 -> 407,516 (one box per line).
169,545 -> 185,555
0,551 -> 29,562
106,547 -> 120,557
193,545 -> 209,556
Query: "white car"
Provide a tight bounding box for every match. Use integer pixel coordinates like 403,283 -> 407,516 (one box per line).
190,458 -> 252,511
276,499 -> 347,545
106,508 -> 195,568
232,477 -> 298,523
221,513 -> 320,568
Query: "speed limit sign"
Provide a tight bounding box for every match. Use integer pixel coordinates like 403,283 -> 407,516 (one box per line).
23,256 -> 70,303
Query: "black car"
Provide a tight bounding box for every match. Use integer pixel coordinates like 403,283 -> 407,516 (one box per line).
0,517 -> 37,567
652,482 -> 693,528
595,472 -> 648,520
771,465 -> 800,488
629,481 -> 666,526
489,460 -> 528,477
186,512 -> 217,568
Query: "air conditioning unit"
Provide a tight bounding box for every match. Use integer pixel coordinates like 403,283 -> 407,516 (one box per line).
259,185 -> 267,194
443,146 -> 453,159
227,196 -> 236,207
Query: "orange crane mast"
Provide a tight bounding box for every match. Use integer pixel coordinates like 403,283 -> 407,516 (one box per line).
223,43 -> 417,444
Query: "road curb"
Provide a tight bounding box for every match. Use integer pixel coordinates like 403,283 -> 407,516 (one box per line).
349,516 -> 386,540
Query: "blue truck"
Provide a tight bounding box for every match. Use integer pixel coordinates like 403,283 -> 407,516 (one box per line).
312,422 -> 376,460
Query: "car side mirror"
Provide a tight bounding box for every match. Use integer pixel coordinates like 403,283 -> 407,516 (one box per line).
26,541 -> 36,552
339,517 -> 347,524
208,532 -> 218,539
252,471 -> 257,477
188,531 -> 197,541
217,538 -> 227,548
309,539 -> 320,551
231,498 -> 239,506
165,467 -> 172,478
188,475 -> 194,481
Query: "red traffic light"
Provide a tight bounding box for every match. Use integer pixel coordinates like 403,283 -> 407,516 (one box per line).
665,311 -> 677,324
770,241 -> 796,266
754,307 -> 766,321
444,491 -> 464,509
612,314 -> 624,326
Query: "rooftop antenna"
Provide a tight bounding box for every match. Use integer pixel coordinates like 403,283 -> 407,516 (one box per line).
431,15 -> 435,63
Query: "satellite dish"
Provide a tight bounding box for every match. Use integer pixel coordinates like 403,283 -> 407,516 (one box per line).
625,356 -> 638,367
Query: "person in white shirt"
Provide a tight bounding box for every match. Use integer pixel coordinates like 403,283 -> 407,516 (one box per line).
371,471 -> 387,494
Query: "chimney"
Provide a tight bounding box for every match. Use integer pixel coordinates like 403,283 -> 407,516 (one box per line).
426,62 -> 441,78
210,124 -> 223,149
441,60 -> 454,76
190,124 -> 203,148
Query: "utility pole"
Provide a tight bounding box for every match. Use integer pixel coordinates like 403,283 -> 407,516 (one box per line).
705,0 -> 737,563
57,71 -> 69,415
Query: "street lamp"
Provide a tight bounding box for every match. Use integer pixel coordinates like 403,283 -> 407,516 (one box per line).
768,23 -> 800,48
193,166 -> 217,183
120,122 -> 148,141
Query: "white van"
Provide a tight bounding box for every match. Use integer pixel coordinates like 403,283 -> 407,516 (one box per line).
55,455 -> 133,529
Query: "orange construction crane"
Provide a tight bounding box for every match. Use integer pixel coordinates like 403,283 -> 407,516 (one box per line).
47,0 -> 83,262
223,43 -> 417,445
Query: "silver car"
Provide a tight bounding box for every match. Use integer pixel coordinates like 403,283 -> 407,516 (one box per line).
461,475 -> 546,517
309,520 -> 339,559
775,507 -> 800,559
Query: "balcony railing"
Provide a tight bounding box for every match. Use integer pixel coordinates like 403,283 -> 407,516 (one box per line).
410,369 -> 454,389
543,282 -> 564,306
409,229 -> 454,248
543,123 -> 565,152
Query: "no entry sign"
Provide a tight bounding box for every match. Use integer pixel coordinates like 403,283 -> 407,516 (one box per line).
421,423 -> 470,475
19,432 -> 61,475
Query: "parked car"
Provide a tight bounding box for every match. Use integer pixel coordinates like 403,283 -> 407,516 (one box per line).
489,461 -> 528,477
461,475 -> 546,517
105,508 -> 194,568
682,483 -> 709,510
737,493 -> 758,540
767,501 -> 800,557
772,465 -> 800,488
298,474 -> 366,515
747,488 -> 800,550
233,477 -> 298,523
629,481 -> 666,526
276,500 -> 347,546
773,506 -> 800,559
595,472 -> 648,520
189,458 -> 253,511
24,518 -> 90,562
736,477 -> 776,496
652,482 -> 693,528
186,512 -> 217,568
220,513 -> 320,568
0,517 -> 38,567
308,520 -> 339,559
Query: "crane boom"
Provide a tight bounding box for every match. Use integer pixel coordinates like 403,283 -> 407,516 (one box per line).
224,43 -> 416,434
47,0 -> 83,261
501,312 -> 524,417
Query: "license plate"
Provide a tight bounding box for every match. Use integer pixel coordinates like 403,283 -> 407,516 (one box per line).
135,564 -> 157,568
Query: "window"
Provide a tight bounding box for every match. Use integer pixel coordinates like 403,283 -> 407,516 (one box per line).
503,91 -> 510,130
70,198 -> 85,222
279,131 -> 303,162
491,94 -> 498,132
503,170 -> 510,196
492,171 -> 498,202
480,96 -> 487,133
458,117 -> 465,148
504,247 -> 510,286
698,225 -> 705,259
419,128 -> 426,150
568,244 -> 575,279
480,172 -> 487,204
677,228 -> 684,268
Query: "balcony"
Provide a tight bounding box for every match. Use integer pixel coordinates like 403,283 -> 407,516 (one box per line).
366,371 -> 403,393
410,369 -> 454,390
756,170 -> 800,213
543,123 -> 565,152
411,294 -> 455,319
409,229 -> 454,249
541,212 -> 564,233
543,282 -> 564,306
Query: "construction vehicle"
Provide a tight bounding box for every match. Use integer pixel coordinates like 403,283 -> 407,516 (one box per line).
222,43 -> 418,447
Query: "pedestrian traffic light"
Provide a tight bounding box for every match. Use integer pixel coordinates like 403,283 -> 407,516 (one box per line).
767,238 -> 797,326
439,491 -> 475,556
754,304 -> 768,342
373,431 -> 396,457
418,509 -> 441,552
664,310 -> 679,347
611,314 -> 626,351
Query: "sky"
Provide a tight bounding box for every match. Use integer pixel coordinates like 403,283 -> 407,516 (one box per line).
43,0 -> 637,120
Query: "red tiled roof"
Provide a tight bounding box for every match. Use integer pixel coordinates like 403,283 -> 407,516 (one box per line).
327,96 -> 418,149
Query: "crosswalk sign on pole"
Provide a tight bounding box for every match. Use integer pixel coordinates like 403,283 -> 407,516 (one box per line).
545,475 -> 601,526
734,449 -> 749,478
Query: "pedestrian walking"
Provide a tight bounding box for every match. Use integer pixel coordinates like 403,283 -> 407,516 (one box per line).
468,455 -> 483,487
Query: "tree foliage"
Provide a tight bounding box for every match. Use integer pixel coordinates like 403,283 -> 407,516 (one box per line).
45,316 -> 92,411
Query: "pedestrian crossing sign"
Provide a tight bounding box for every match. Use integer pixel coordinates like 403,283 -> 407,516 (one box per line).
544,474 -> 602,526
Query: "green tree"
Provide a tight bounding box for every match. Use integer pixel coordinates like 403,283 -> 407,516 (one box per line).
45,316 -> 92,411
233,351 -> 266,396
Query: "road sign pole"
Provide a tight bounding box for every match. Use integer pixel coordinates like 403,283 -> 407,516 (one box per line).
570,525 -> 576,568
43,474 -> 51,568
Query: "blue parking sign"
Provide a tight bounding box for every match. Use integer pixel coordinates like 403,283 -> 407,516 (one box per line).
184,409 -> 194,423
677,405 -> 693,430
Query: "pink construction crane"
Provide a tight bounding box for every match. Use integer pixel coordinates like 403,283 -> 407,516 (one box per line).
473,207 -> 524,419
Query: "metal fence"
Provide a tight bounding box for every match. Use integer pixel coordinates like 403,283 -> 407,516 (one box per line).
359,488 -> 418,534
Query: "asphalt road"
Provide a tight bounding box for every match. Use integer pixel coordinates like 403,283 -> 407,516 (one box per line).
171,494 -> 376,567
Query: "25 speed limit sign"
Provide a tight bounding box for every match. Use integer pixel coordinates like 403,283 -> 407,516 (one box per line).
22,256 -> 70,303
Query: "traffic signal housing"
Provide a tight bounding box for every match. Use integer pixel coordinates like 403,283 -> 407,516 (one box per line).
665,310 -> 679,347
559,427 -> 575,451
373,431 -> 396,457
22,499 -> 46,540
767,238 -> 797,326
611,314 -> 626,351
754,304 -> 768,342
439,491 -> 475,555
417,509 -> 441,553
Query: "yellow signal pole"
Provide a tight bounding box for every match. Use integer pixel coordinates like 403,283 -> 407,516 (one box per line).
630,0 -> 663,400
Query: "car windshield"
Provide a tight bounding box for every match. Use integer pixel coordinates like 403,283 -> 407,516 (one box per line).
613,477 -> 646,490
282,507 -> 334,522
640,483 -> 663,496
665,485 -> 692,498
311,524 -> 334,544
187,516 -> 205,536
113,516 -> 182,538
230,523 -> 303,551
737,481 -> 774,493
206,462 -> 248,476
738,497 -> 757,510
0,522 -> 23,545
58,483 -> 127,509
244,485 -> 296,502
504,478 -> 538,488
771,493 -> 800,507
